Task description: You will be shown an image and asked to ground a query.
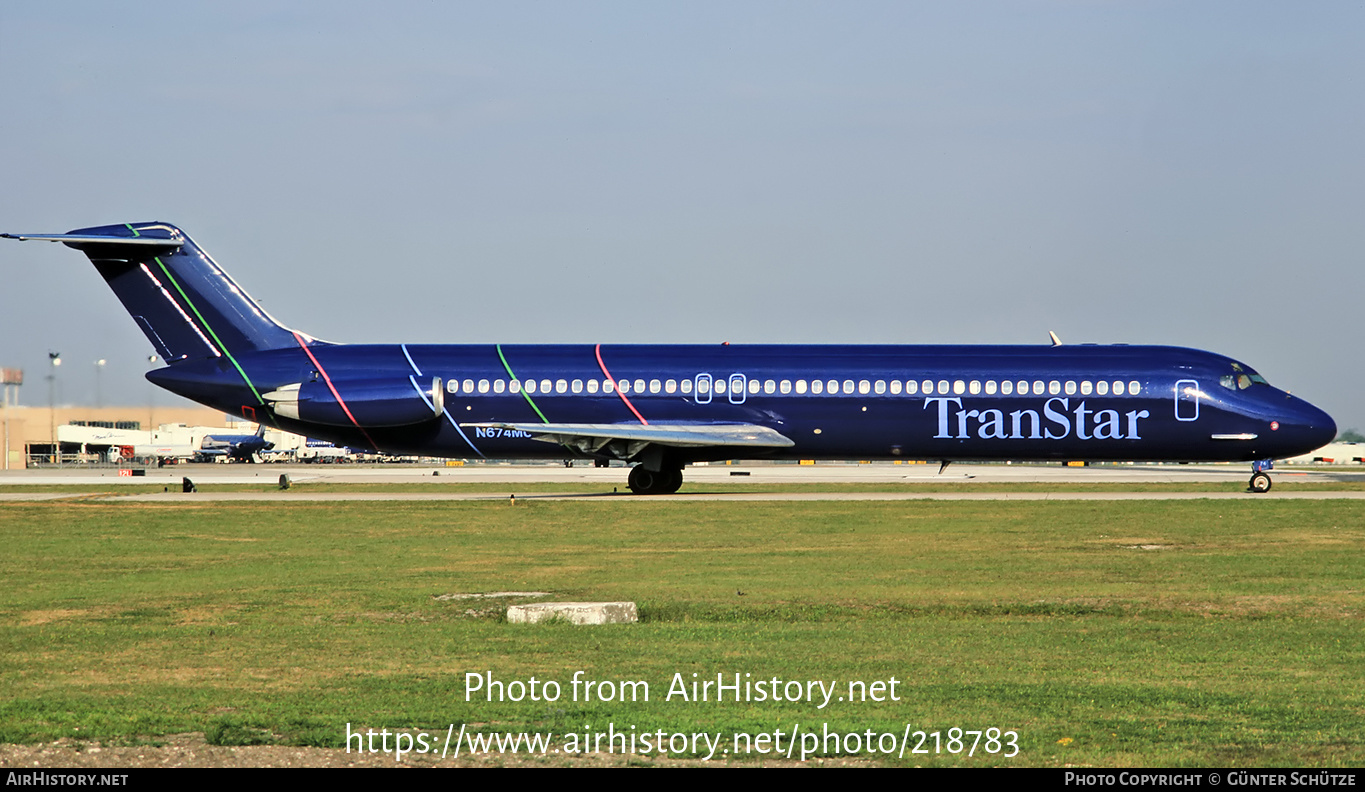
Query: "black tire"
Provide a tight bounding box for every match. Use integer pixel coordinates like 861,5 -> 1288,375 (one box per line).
628,465 -> 658,494
628,466 -> 683,494
1249,472 -> 1272,493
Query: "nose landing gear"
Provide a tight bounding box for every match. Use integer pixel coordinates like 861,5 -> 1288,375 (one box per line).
1248,459 -> 1273,493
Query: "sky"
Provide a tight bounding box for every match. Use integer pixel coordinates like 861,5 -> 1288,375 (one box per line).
2,2 -> 1362,432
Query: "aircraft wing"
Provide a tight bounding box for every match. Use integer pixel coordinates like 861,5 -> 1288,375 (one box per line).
461,422 -> 795,457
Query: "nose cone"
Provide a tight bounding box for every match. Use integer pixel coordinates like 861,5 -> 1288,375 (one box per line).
1278,396 -> 1336,457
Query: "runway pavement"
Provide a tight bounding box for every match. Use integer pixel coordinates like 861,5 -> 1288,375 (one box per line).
1,461 -> 1361,501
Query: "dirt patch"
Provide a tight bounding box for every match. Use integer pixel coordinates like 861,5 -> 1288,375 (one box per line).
17,608 -> 111,627
0,734 -> 871,767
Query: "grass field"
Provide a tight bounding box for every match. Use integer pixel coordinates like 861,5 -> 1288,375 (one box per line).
1,495 -> 1362,766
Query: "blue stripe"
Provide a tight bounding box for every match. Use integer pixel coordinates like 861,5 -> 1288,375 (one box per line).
400,345 -> 484,458
401,344 -> 424,377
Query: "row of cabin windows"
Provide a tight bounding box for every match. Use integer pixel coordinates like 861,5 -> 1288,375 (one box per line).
445,377 -> 1146,398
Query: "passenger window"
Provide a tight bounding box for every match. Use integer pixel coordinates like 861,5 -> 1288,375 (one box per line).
874,380 -> 886,395
618,380 -> 630,394
715,379 -> 727,394
587,379 -> 599,394
571,379 -> 583,394
494,380 -> 506,394
634,379 -> 646,394
985,380 -> 997,395
765,380 -> 777,394
812,380 -> 824,395
554,379 -> 567,394
1064,381 -> 1076,395
1048,381 -> 1060,396
906,380 -> 918,395
858,380 -> 870,395
650,379 -> 661,394
665,379 -> 676,394
889,380 -> 901,395
1112,380 -> 1125,396
1096,381 -> 1108,395
780,380 -> 792,394
478,379 -> 490,394
922,380 -> 934,395
1081,381 -> 1093,395
1033,381 -> 1045,396
680,379 -> 692,394
1001,380 -> 1013,395
953,380 -> 965,395
1129,380 -> 1141,395
524,380 -> 536,394
749,379 -> 760,394
510,380 -> 522,394
969,380 -> 980,395
843,380 -> 855,395
604,379 -> 615,394
1018,380 -> 1029,395
938,380 -> 950,395
447,379 -> 459,394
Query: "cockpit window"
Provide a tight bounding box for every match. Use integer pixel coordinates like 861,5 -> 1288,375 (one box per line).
1219,365 -> 1270,390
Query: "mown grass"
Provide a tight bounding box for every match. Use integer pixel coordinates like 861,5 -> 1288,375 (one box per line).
0,498 -> 1361,766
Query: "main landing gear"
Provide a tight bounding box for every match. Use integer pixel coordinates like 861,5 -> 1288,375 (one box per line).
1248,459 -> 1273,494
627,465 -> 684,495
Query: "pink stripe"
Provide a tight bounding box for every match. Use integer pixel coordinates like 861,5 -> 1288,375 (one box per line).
293,332 -> 378,449
595,343 -> 648,425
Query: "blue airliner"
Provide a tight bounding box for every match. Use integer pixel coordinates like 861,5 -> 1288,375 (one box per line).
3,222 -> 1336,493
198,425 -> 273,463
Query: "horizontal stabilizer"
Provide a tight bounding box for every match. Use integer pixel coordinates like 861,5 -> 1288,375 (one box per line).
2,233 -> 184,250
462,422 -> 796,450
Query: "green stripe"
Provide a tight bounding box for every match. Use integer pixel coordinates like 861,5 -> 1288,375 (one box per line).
496,344 -> 549,424
153,256 -> 264,404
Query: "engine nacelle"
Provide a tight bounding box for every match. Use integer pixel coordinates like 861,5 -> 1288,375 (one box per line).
264,377 -> 443,428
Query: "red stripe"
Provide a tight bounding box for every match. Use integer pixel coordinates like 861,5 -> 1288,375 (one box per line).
293,332 -> 378,449
595,343 -> 648,425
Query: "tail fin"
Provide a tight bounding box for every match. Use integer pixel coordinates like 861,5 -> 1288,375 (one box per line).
4,222 -> 296,362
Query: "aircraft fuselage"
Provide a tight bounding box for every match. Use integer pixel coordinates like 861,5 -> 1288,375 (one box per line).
147,341 -> 1333,465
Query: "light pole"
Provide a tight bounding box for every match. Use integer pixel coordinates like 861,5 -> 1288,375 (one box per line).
147,355 -> 158,433
48,352 -> 61,466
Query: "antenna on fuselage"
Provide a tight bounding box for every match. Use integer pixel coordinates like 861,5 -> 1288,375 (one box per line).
1048,331 -> 1062,347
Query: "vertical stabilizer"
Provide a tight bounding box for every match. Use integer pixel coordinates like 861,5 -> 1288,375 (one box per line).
8,222 -> 296,362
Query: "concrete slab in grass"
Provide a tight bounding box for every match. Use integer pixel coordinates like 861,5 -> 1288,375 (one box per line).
507,602 -> 638,625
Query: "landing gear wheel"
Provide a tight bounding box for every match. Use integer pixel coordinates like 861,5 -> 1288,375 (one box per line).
627,466 -> 684,494
1249,472 -> 1272,493
628,465 -> 659,494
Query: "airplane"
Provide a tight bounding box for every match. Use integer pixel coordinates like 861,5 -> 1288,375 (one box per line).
3,222 -> 1336,494
197,425 -> 274,463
